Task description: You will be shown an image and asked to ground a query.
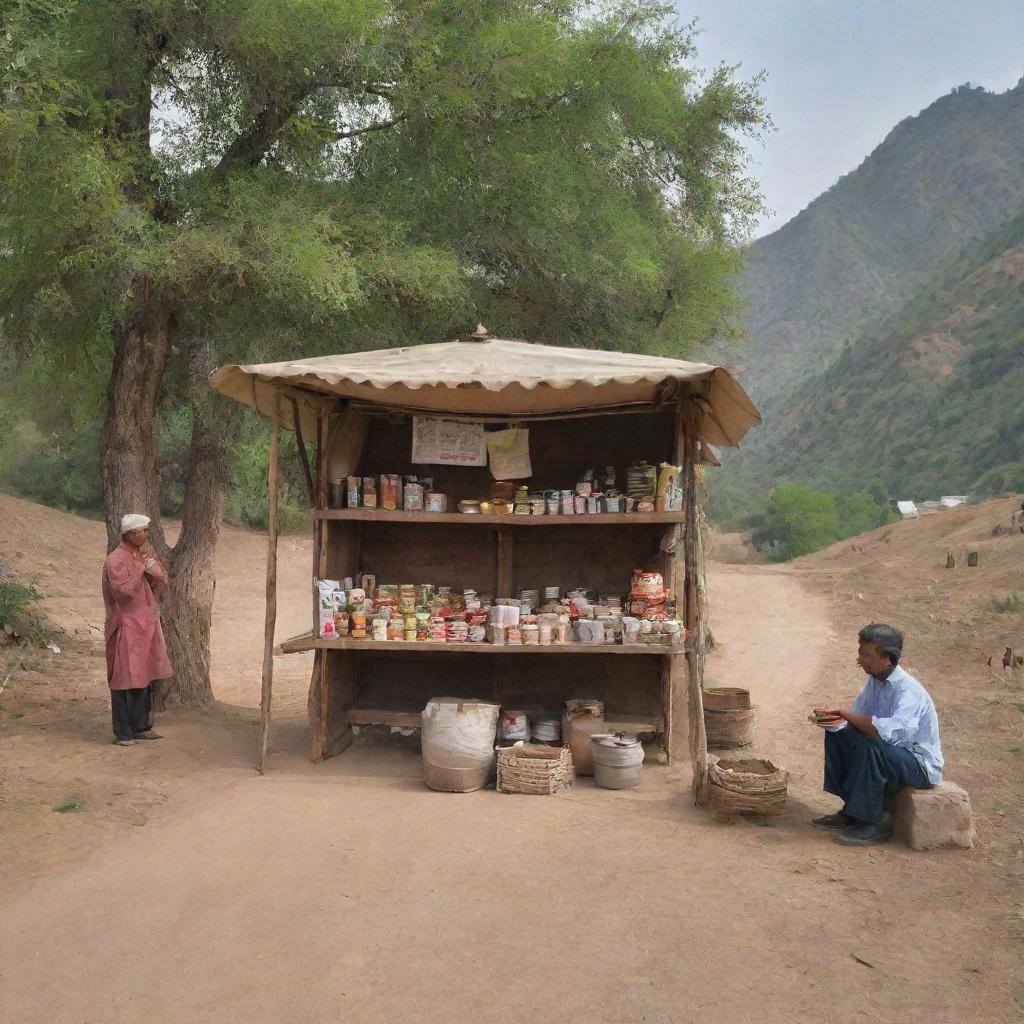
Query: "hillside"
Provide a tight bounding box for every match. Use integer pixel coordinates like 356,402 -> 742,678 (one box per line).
725,204 -> 1024,503
735,80 -> 1024,398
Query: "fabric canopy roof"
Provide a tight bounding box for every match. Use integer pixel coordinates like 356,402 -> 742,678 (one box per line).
209,336 -> 760,447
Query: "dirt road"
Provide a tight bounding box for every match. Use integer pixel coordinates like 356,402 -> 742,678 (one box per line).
0,495 -> 1018,1023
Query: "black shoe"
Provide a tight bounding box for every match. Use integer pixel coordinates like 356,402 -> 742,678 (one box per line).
833,815 -> 892,846
812,811 -> 853,831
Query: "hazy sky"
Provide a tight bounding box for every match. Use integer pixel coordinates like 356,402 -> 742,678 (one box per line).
678,0 -> 1024,236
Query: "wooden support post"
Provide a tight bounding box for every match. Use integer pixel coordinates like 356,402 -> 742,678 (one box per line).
290,396 -> 316,506
681,395 -> 709,804
309,405 -> 368,763
258,395 -> 282,773
660,399 -> 687,765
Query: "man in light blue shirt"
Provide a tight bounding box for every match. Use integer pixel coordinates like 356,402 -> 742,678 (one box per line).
812,623 -> 943,846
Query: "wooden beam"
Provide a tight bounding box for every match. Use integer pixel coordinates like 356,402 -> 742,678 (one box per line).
257,394 -> 282,773
290,396 -> 315,506
681,394 -> 709,804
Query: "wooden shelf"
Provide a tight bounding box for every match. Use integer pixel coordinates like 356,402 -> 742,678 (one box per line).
348,708 -> 664,733
314,508 -> 683,526
278,633 -> 683,657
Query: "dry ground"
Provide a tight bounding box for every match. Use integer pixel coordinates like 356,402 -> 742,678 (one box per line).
0,492 -> 1021,1024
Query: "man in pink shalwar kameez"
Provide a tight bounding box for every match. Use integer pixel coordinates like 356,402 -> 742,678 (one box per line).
102,513 -> 173,745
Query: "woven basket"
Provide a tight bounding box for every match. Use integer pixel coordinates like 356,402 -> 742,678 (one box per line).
708,756 -> 788,817
704,706 -> 756,748
497,744 -> 574,795
702,687 -> 752,710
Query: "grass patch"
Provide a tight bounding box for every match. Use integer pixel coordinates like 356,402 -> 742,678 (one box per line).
0,703 -> 26,719
990,591 -> 1023,613
52,794 -> 87,813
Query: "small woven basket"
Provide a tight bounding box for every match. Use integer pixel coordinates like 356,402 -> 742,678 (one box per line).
497,744 -> 574,795
708,756 -> 788,817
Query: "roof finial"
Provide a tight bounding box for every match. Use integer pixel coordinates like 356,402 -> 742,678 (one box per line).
461,323 -> 493,342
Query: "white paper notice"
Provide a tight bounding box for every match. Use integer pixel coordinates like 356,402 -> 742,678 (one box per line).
411,416 -> 487,466
485,427 -> 532,479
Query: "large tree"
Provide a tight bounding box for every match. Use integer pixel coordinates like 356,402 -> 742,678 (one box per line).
1,0 -> 766,705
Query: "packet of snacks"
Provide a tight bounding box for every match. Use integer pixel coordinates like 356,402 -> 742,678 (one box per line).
316,579 -> 342,638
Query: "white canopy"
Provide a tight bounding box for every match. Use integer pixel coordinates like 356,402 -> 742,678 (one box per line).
209,336 -> 760,447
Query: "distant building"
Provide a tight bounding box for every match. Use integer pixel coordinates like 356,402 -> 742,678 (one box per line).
896,500 -> 919,519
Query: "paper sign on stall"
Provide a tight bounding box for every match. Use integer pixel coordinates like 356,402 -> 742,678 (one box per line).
411,416 -> 487,466
486,427 -> 532,479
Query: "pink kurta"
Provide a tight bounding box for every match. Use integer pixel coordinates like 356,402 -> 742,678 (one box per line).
102,543 -> 173,690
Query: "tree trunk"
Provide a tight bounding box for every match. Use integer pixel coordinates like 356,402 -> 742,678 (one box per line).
101,286 -> 173,551
159,410 -> 225,709
100,286 -> 222,708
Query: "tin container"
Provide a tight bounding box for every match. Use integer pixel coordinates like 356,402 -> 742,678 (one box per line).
346,476 -> 361,508
361,477 -> 377,508
380,473 -> 402,511
403,483 -> 425,511
329,479 -> 345,509
426,492 -> 448,513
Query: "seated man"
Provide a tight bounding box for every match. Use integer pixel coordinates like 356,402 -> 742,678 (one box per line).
813,623 -> 943,846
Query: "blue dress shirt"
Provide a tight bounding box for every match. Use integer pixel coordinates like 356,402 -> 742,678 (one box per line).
852,664 -> 943,784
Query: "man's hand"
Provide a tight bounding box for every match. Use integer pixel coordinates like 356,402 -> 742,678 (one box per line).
830,703 -> 877,737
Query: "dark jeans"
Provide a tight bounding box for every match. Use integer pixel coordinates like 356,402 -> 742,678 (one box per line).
824,725 -> 929,824
110,684 -> 153,740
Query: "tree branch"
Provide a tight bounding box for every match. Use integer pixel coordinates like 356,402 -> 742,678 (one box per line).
211,95 -> 310,181
334,114 -> 406,141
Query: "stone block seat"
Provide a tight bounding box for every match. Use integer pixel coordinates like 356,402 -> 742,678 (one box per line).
891,781 -> 976,851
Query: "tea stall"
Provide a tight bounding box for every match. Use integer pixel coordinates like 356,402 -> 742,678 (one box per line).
209,331 -> 760,800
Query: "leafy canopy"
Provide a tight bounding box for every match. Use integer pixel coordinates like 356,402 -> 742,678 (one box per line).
1,0 -> 766,364
1,0 -> 767,525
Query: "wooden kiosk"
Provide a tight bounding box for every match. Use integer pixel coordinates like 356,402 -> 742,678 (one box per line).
210,333 -> 760,800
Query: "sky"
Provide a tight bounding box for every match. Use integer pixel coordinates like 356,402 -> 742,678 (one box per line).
677,0 -> 1024,236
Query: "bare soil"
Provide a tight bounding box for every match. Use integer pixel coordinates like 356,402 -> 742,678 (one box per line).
0,492 -> 1021,1023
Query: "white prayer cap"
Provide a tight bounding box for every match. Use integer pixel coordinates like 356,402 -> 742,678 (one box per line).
120,513 -> 151,534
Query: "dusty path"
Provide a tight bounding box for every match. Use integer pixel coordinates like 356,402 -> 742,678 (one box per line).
1,516 -> 1014,1024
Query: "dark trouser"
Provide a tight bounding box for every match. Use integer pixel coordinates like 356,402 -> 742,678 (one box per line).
824,726 -> 930,824
110,684 -> 153,740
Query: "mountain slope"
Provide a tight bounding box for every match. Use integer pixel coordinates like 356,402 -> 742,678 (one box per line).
725,204 -> 1024,505
738,80 -> 1024,399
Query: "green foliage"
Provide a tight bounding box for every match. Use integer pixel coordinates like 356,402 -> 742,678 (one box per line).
52,794 -> 87,813
761,483 -> 839,559
990,592 -> 1023,613
0,574 -> 44,629
0,569 -> 51,645
837,490 -> 895,539
0,0 -> 768,531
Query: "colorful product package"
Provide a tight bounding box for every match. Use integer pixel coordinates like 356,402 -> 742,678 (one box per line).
317,579 -> 342,638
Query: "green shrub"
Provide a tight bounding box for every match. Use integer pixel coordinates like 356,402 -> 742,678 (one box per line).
990,592 -> 1023,613
763,483 -> 840,559
0,574 -> 43,628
